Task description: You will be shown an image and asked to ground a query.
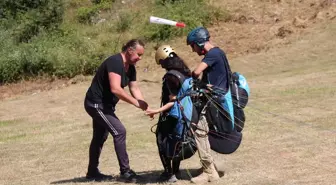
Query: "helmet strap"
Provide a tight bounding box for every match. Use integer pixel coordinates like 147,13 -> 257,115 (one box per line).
196,42 -> 206,54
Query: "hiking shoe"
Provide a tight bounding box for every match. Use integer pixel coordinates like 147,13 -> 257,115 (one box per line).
86,171 -> 113,181
190,172 -> 209,183
191,167 -> 219,183
120,169 -> 138,183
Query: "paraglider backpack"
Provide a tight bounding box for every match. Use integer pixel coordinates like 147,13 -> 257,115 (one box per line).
161,70 -> 198,160
204,54 -> 250,154
205,56 -> 250,133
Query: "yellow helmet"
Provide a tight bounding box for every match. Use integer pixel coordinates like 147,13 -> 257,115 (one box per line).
155,45 -> 176,65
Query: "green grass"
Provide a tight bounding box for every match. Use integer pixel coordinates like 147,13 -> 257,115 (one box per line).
0,119 -> 21,127
0,0 -> 230,83
0,119 -> 28,142
0,133 -> 27,142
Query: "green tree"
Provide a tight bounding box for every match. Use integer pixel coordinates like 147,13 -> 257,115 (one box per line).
0,0 -> 64,42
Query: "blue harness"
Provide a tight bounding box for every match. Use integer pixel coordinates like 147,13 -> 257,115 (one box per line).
164,70 -> 193,138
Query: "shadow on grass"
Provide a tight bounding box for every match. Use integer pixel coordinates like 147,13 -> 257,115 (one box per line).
50,168 -> 224,184
50,177 -> 93,184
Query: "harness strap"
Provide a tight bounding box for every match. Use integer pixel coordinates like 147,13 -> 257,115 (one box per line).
165,70 -> 186,85
163,70 -> 193,135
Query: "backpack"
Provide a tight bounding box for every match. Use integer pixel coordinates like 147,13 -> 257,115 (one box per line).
205,54 -> 250,154
231,72 -> 250,132
158,70 -> 198,160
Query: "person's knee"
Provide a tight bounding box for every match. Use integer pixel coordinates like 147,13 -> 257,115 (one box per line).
119,126 -> 127,135
114,125 -> 126,139
92,132 -> 108,145
195,129 -> 208,138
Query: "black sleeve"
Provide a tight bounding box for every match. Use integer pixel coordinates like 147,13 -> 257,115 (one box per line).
165,74 -> 180,96
128,65 -> 136,82
106,57 -> 123,76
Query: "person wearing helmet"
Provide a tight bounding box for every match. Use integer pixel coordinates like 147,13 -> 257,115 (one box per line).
186,26 -> 234,183
146,45 -> 197,183
149,45 -> 192,117
186,27 -> 230,91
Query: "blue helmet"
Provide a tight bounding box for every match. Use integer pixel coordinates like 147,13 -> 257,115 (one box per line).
186,27 -> 210,48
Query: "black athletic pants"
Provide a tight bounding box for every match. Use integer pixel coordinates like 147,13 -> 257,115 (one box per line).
156,116 -> 181,174
84,98 -> 130,174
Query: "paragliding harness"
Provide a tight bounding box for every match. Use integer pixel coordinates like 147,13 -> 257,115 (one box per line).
156,70 -> 198,161
194,53 -> 250,154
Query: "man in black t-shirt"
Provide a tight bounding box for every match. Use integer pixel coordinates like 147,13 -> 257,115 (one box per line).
84,39 -> 148,182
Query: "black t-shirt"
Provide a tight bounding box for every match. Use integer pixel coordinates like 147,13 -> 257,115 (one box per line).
86,53 -> 136,107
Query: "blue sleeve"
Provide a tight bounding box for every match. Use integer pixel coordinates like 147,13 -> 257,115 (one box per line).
202,51 -> 217,67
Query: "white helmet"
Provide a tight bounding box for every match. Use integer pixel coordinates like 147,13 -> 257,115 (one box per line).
155,45 -> 176,65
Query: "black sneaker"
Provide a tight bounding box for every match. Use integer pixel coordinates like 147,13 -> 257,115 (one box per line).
86,171 -> 113,181
120,169 -> 138,183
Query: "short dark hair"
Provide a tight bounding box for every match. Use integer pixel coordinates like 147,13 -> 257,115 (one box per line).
122,39 -> 145,52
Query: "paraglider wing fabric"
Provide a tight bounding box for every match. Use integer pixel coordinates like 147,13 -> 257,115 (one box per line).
208,130 -> 242,154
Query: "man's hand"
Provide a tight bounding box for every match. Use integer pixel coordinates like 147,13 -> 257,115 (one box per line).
193,79 -> 208,89
135,100 -> 148,111
192,62 -> 208,78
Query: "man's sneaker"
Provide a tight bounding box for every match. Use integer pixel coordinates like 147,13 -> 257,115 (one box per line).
86,171 -> 113,181
120,169 -> 138,183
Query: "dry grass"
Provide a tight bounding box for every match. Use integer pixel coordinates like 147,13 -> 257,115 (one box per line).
1,1 -> 336,185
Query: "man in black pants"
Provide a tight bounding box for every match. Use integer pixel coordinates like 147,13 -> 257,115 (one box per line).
84,39 -> 148,182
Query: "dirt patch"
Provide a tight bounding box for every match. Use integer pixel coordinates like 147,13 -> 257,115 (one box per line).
0,75 -> 92,100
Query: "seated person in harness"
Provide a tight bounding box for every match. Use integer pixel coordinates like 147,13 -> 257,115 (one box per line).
146,45 -> 198,183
